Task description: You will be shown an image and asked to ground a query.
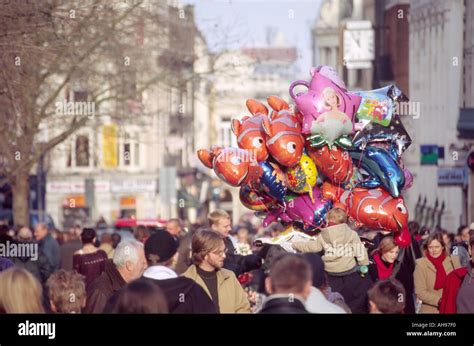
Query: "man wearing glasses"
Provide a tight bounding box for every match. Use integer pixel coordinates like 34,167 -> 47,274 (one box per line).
183,229 -> 251,313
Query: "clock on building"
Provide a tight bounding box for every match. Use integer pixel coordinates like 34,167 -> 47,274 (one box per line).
343,20 -> 374,69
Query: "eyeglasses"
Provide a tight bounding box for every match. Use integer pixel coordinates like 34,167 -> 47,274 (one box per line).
209,249 -> 226,257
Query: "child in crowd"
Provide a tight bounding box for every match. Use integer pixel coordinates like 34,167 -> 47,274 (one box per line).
292,208 -> 372,313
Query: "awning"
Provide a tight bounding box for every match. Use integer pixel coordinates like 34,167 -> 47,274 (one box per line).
457,108 -> 474,139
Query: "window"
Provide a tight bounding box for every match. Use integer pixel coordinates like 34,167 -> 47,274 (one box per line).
65,132 -> 93,170
124,143 -> 131,166
217,118 -> 236,147
75,135 -> 90,167
119,131 -> 140,168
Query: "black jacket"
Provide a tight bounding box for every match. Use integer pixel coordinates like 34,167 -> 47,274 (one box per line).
368,245 -> 417,314
142,276 -> 217,313
224,237 -> 262,276
9,240 -> 53,283
259,296 -> 309,314
84,260 -> 126,313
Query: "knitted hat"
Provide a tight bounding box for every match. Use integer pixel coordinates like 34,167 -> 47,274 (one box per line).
144,230 -> 178,263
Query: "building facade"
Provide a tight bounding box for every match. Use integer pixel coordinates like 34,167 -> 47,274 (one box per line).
44,2 -> 212,229
406,0 -> 466,231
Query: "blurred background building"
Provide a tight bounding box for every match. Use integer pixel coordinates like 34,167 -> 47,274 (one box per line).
406,0 -> 473,232
2,0 -> 472,232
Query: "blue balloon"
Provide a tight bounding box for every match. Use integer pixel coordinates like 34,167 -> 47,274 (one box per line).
258,161 -> 287,202
349,146 -> 405,197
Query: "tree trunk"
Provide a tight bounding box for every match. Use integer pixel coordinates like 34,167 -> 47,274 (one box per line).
11,170 -> 30,227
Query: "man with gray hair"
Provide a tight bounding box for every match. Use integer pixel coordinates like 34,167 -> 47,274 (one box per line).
84,240 -> 147,313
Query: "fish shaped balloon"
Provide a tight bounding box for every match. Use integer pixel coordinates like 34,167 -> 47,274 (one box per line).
231,99 -> 269,162
349,146 -> 405,198
262,96 -> 304,168
321,182 -> 410,247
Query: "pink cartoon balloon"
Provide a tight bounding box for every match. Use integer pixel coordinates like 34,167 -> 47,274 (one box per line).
289,65 -> 362,135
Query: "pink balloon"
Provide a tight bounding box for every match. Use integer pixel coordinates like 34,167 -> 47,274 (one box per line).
403,168 -> 414,190
262,185 -> 332,230
311,65 -> 346,89
289,66 -> 362,135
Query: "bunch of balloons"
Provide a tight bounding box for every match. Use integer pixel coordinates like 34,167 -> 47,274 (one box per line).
197,65 -> 413,247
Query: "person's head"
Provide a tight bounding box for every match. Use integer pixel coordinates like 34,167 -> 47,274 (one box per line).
368,279 -> 406,314
144,229 -> 179,268
134,225 -> 151,243
0,224 -> 9,237
113,240 -> 147,283
302,253 -> 325,289
408,221 -> 420,236
47,270 -> 86,314
322,87 -> 340,108
166,219 -> 183,237
265,254 -> 312,301
376,236 -> 399,264
34,223 -> 49,241
441,230 -> 452,247
0,267 -> 44,313
469,233 -> 474,260
423,233 -> 446,258
80,228 -> 96,246
191,230 -> 226,270
111,233 -> 122,249
458,225 -> 470,243
17,227 -> 33,242
326,208 -> 347,226
237,228 -> 249,243
208,210 -> 232,237
100,232 -> 113,245
107,278 -> 168,313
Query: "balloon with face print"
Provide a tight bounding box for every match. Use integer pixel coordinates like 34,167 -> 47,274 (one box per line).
231,99 -> 269,162
262,96 -> 304,168
289,65 -> 362,135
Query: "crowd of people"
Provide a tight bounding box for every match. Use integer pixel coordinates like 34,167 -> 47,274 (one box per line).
0,209 -> 473,314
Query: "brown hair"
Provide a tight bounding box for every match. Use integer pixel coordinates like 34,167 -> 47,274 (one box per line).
368,279 -> 406,314
208,209 -> 230,227
47,270 -> 86,314
106,278 -> 168,313
374,236 -> 398,256
191,229 -> 224,265
327,208 -> 347,225
134,225 -> 150,243
0,267 -> 44,313
423,232 -> 447,253
269,254 -> 312,294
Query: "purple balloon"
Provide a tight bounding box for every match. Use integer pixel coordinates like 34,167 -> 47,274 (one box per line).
263,185 -> 332,230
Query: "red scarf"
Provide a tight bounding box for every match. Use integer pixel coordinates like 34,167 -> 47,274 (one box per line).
425,251 -> 447,290
373,252 -> 394,279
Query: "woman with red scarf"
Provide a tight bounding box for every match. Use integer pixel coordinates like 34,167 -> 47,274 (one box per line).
368,236 -> 416,313
414,233 -> 461,313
